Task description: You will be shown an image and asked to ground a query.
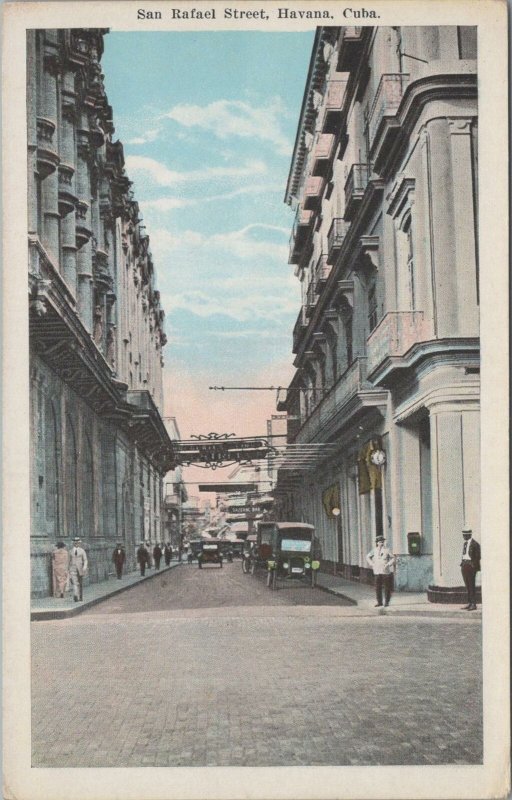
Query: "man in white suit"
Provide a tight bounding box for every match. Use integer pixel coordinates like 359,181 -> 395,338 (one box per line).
69,537 -> 88,602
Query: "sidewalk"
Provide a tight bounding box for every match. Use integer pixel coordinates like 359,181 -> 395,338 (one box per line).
315,571 -> 482,618
31,560 -> 183,621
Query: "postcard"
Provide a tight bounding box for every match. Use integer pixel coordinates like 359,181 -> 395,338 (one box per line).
2,1 -> 509,798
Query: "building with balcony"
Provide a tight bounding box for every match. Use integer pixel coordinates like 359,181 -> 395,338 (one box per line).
28,29 -> 175,596
278,25 -> 479,601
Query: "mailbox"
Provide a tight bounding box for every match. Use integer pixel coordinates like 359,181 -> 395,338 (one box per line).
407,532 -> 421,556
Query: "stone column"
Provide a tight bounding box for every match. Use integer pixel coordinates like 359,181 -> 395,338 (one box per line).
425,119 -> 458,337
41,43 -> 61,263
428,399 -> 480,600
76,128 -> 93,331
59,69 -> 78,296
27,31 -> 38,236
447,118 -> 479,336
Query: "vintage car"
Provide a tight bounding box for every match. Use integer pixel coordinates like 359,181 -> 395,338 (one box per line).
197,539 -> 223,568
264,522 -> 320,589
187,540 -> 203,563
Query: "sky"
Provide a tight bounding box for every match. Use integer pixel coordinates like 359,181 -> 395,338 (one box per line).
102,31 -> 313,497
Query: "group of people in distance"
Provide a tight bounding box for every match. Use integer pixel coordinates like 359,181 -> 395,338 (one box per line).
52,539 -> 175,601
136,542 -> 174,576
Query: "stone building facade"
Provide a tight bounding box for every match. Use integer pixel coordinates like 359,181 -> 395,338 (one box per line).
277,26 -> 479,601
28,29 -> 174,597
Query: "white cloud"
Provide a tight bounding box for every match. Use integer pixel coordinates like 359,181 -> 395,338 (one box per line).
127,128 -> 162,145
139,183 -> 283,216
150,224 -> 288,264
125,155 -> 267,187
162,98 -> 293,156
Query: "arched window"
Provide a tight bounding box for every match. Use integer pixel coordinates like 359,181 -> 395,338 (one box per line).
64,414 -> 78,537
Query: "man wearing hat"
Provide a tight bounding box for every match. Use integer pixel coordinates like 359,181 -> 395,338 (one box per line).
366,535 -> 396,608
460,525 -> 481,610
112,542 -> 126,580
69,537 -> 88,602
136,541 -> 150,576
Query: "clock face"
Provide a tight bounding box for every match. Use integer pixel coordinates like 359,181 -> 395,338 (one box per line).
370,449 -> 386,466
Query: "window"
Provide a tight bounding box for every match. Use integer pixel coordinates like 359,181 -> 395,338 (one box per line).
368,284 -> 378,332
457,27 -> 477,59
403,214 -> 415,309
344,315 -> 353,366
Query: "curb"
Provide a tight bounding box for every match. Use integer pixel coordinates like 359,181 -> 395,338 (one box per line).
31,562 -> 183,621
316,583 -> 482,618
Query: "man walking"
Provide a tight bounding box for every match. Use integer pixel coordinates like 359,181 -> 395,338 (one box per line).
137,542 -> 150,576
460,525 -> 481,610
69,537 -> 88,602
164,542 -> 172,566
366,535 -> 395,608
112,542 -> 126,579
153,542 -> 162,570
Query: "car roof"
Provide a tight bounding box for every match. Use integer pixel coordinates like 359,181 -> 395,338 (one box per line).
275,522 -> 314,531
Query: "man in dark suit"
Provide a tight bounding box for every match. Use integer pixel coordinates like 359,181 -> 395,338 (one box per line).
460,525 -> 481,610
137,542 -> 150,576
153,543 -> 162,570
112,542 -> 126,579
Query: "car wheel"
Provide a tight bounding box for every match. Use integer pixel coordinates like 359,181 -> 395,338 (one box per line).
220,561 -> 223,568
242,559 -> 248,574
311,570 -> 316,587
250,560 -> 256,576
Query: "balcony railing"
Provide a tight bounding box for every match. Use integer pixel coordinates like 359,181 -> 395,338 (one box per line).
366,311 -> 434,377
295,357 -> 370,442
327,218 -> 349,264
288,206 -> 314,264
303,176 -> 325,209
312,133 -> 335,174
314,254 -> 331,292
344,163 -> 369,220
292,305 -> 308,353
368,73 -> 409,151
320,79 -> 349,132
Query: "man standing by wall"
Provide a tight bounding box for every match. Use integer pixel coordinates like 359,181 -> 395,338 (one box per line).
69,538 -> 88,602
460,525 -> 481,610
112,543 -> 126,580
366,535 -> 396,608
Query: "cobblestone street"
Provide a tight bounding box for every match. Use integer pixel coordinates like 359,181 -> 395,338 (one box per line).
31,563 -> 482,767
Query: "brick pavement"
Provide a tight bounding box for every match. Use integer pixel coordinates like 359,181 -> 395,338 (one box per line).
31,563 -> 482,768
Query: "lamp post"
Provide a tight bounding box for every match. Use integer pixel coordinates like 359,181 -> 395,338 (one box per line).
331,506 -> 342,575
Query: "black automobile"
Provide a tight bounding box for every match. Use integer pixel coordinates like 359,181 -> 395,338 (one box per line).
198,540 -> 223,568
187,540 -> 203,563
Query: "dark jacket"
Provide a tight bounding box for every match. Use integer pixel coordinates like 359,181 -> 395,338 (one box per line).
137,546 -> 150,565
153,545 -> 162,561
461,538 -> 481,571
112,547 -> 126,566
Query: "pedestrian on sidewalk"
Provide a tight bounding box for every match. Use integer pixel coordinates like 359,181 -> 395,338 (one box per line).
153,543 -> 162,570
366,535 -> 395,608
112,542 -> 126,579
164,543 -> 172,566
460,525 -> 481,610
69,537 -> 88,602
137,542 -> 150,576
52,541 -> 69,598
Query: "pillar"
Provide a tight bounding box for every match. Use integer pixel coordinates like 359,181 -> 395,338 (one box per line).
428,400 -> 480,601
447,118 -> 479,336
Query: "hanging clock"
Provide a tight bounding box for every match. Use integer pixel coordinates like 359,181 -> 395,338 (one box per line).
370,448 -> 386,467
